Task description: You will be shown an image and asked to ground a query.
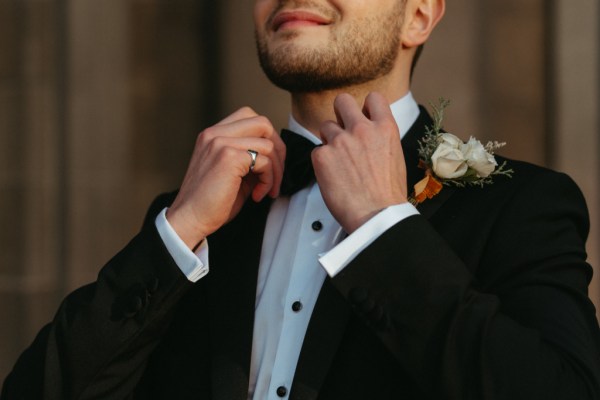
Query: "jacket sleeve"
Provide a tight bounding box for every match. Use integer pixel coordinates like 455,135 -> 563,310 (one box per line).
1,193 -> 194,400
331,170 -> 600,399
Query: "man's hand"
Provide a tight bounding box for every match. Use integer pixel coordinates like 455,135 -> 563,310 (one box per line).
312,92 -> 408,233
167,107 -> 286,250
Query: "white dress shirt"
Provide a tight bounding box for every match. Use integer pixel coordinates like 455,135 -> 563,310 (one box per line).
154,92 -> 421,399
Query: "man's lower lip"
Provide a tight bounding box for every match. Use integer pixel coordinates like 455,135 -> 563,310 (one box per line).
276,20 -> 325,31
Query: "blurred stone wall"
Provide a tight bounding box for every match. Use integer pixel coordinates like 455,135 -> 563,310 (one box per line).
0,0 -> 598,382
0,0 -> 65,377
0,0 -> 219,379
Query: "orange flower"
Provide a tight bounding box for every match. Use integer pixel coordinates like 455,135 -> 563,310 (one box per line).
412,169 -> 443,204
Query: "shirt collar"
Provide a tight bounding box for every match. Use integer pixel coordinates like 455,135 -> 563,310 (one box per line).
287,92 -> 420,145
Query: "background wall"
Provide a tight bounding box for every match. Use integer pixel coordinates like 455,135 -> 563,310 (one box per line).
0,0 -> 598,381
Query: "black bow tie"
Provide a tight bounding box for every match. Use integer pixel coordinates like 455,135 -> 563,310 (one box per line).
279,129 -> 319,196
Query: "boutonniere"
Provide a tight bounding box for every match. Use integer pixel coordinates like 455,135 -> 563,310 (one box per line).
409,99 -> 514,205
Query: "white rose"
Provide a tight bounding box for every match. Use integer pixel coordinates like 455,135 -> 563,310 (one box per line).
462,137 -> 497,177
431,135 -> 469,179
438,132 -> 464,149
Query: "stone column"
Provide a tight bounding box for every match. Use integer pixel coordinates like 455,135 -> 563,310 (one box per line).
0,0 -> 64,379
64,0 -> 134,287
0,0 -> 214,378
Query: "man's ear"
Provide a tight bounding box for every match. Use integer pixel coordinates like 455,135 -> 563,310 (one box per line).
402,0 -> 445,48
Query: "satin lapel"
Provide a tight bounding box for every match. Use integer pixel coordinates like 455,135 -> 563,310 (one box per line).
417,184 -> 456,219
403,106 -> 433,191
206,198 -> 271,400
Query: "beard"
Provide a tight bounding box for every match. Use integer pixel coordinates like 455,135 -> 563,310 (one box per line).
255,1 -> 405,93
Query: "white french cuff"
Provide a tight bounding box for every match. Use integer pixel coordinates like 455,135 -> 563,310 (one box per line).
155,207 -> 209,282
318,203 -> 419,277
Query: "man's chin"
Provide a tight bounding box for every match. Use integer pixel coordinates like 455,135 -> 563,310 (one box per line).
262,68 -> 363,94
264,31 -> 330,54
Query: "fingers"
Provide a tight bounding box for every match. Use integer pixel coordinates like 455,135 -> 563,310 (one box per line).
204,115 -> 277,141
199,109 -> 286,197
167,108 -> 285,246
319,120 -> 342,145
246,150 -> 275,201
313,92 -> 408,233
362,92 -> 394,122
210,136 -> 284,198
267,130 -> 286,196
322,92 -> 396,143
333,92 -> 394,126
214,106 -> 259,126
333,93 -> 362,129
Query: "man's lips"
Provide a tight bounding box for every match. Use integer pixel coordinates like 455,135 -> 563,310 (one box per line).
271,11 -> 331,32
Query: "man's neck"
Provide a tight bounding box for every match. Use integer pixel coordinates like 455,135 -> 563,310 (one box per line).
288,92 -> 419,146
289,74 -> 409,138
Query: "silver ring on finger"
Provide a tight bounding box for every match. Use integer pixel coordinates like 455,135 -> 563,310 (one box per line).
247,149 -> 258,172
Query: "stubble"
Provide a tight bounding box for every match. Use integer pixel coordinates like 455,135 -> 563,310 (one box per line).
256,1 -> 405,93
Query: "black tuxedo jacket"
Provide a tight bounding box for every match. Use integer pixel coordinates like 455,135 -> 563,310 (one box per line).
3,109 -> 600,400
